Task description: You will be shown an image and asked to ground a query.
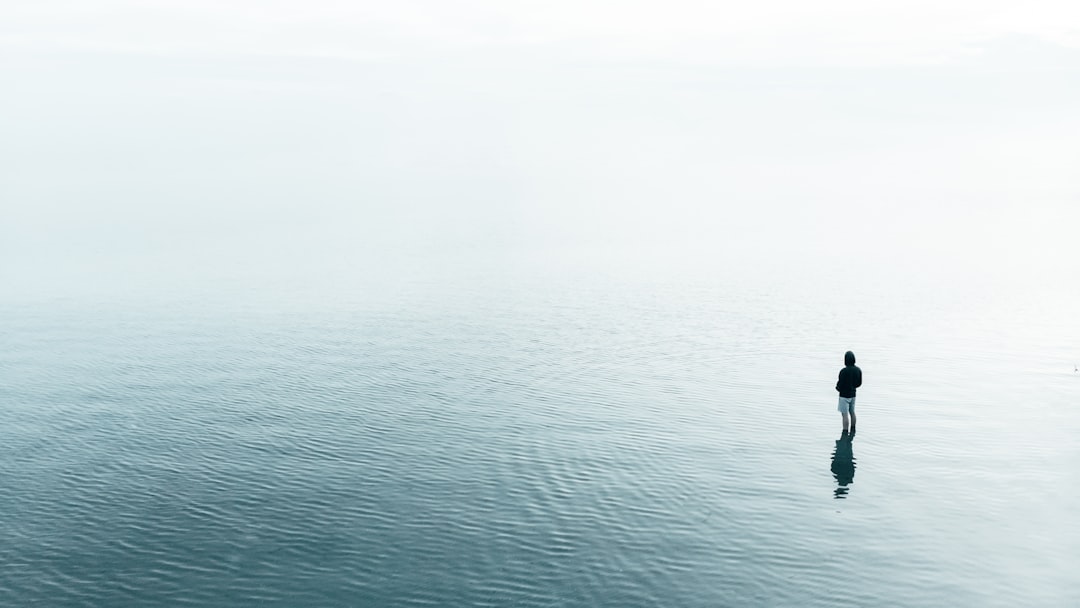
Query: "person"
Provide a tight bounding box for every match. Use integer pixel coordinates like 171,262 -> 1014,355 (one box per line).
835,350 -> 862,434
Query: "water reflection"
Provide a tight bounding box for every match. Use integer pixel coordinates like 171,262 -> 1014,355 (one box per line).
831,431 -> 856,499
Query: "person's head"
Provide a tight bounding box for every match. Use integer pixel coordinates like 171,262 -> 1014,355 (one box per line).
844,351 -> 856,366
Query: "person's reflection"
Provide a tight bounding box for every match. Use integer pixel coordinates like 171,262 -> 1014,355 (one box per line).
831,431 -> 856,499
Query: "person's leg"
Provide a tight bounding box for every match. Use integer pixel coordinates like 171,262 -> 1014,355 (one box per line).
841,412 -> 850,433
849,399 -> 856,432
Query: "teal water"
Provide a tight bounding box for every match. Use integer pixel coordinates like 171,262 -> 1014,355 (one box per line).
2,263 -> 1078,606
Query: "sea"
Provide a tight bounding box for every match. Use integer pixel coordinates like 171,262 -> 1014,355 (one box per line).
2,252 -> 1077,606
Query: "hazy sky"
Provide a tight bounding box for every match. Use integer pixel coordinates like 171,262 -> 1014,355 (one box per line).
3,1 -> 1079,292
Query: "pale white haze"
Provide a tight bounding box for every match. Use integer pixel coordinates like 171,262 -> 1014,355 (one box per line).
2,0 -> 1079,293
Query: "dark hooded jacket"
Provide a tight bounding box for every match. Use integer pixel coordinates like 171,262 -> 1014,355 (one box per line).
835,351 -> 862,399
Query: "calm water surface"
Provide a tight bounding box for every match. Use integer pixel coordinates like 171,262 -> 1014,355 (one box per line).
2,261 -> 1078,606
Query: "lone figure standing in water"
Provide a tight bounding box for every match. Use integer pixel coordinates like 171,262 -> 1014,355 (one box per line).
836,351 -> 862,434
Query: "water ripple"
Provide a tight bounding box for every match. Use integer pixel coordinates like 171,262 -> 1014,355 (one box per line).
1,281 -> 1078,607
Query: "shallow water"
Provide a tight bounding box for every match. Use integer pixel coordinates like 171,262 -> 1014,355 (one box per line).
2,261 -> 1078,606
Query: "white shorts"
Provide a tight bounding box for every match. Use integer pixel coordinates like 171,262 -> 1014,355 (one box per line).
838,397 -> 855,414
